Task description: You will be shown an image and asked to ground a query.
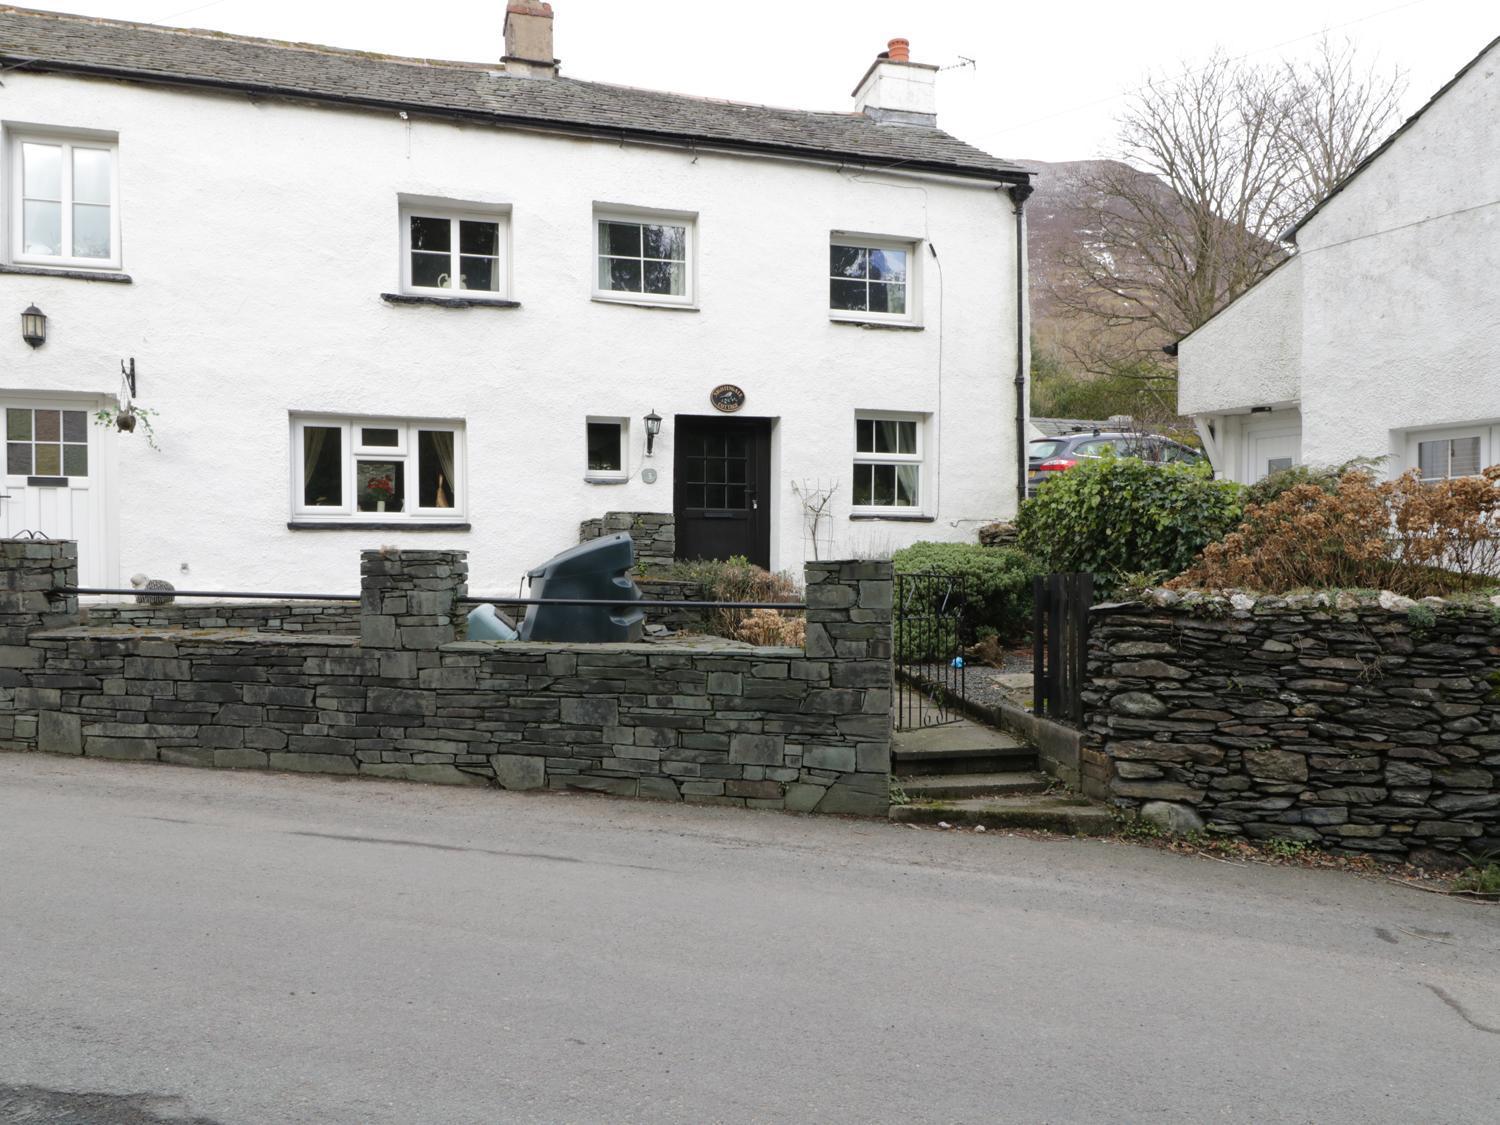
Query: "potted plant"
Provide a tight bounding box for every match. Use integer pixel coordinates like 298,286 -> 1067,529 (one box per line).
367,474 -> 396,513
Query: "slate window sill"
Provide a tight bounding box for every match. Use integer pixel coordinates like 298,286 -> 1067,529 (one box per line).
849,513 -> 935,522
584,475 -> 629,485
829,316 -> 923,331
0,263 -> 132,283
380,293 -> 520,310
590,295 -> 700,313
288,521 -> 471,532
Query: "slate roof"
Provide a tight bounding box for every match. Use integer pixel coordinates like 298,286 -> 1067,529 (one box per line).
0,5 -> 1028,183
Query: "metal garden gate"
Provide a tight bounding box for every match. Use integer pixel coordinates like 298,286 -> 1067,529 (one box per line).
893,571 -> 971,730
1032,572 -> 1093,725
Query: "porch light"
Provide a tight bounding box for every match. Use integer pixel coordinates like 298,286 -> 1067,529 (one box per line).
20,304 -> 46,349
644,409 -> 663,456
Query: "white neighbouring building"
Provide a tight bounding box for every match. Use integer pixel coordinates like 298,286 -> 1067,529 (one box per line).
1177,35 -> 1500,486
0,3 -> 1034,592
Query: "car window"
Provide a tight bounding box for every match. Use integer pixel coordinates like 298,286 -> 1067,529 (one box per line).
1160,442 -> 1202,463
1073,439 -> 1120,456
1029,440 -> 1066,459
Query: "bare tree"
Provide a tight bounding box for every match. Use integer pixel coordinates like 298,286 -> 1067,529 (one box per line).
1054,38 -> 1405,373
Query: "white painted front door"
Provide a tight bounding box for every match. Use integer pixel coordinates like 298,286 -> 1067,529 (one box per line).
2,399 -> 112,586
1247,431 -> 1300,483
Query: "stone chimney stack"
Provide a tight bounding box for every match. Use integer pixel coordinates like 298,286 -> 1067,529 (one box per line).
852,37 -> 937,127
503,0 -> 558,79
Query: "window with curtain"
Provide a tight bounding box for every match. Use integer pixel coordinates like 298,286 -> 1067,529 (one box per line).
292,417 -> 465,520
1416,435 -> 1483,481
853,412 -> 924,511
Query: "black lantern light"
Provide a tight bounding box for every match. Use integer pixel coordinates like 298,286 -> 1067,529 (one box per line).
643,409 -> 663,456
20,304 -> 46,349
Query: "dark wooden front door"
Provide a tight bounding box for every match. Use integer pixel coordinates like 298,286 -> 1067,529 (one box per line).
673,415 -> 771,568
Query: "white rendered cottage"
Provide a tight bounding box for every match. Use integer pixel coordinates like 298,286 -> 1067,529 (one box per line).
0,3 -> 1033,592
1177,35 -> 1500,485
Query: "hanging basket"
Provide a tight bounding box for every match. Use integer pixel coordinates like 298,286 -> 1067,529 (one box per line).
116,411 -> 137,433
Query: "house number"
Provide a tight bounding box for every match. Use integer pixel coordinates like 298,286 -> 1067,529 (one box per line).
710,384 -> 745,413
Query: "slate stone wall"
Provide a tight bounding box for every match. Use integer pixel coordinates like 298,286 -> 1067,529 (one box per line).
3,543 -> 890,817
82,602 -> 360,634
634,577 -> 712,633
1086,590 -> 1500,860
579,512 -> 675,572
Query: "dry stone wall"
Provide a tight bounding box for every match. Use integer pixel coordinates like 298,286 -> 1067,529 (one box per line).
579,512 -> 675,572
81,602 -> 360,634
1086,591 -> 1500,860
2,542 -> 890,817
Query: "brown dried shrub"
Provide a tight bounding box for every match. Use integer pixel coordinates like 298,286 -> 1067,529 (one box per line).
734,609 -> 807,647
1172,466 -> 1500,596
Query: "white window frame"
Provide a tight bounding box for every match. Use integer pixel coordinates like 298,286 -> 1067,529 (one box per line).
7,129 -> 121,271
852,410 -> 926,515
592,205 -> 697,308
1405,424 -> 1497,482
585,416 -> 629,482
399,202 -> 511,299
291,415 -> 467,522
829,232 -> 919,326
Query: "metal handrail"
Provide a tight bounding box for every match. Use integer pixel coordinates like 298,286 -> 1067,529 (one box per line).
62,586 -> 805,610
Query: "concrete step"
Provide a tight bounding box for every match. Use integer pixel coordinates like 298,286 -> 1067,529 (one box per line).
890,795 -> 1115,836
896,771 -> 1050,800
891,719 -> 1037,775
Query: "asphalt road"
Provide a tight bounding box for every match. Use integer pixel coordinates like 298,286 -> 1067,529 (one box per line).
2,755 -> 1497,1124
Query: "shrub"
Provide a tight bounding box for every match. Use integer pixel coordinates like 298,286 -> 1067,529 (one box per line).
1173,466 -> 1500,596
1015,455 -> 1244,593
890,541 -> 1041,642
734,609 -> 806,647
665,556 -> 802,640
1243,456 -> 1385,508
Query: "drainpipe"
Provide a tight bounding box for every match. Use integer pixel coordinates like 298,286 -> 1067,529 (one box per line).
1008,181 -> 1034,511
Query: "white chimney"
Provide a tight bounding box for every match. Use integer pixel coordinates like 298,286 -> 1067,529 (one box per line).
852,38 -> 938,127
503,0 -> 558,79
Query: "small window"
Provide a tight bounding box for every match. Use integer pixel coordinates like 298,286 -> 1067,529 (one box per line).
594,209 -> 694,306
293,417 -> 463,520
853,412 -> 923,511
9,133 -> 119,269
401,205 -> 508,296
1417,435 -> 1482,481
586,418 -> 627,481
830,236 -> 914,322
5,407 -> 89,477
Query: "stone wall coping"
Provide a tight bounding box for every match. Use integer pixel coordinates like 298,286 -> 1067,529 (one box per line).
440,639 -> 806,657
1112,588 -> 1500,615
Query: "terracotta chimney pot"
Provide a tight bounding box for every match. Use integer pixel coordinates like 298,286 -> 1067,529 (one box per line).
887,38 -> 910,62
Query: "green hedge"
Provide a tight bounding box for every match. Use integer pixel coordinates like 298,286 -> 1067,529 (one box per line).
1015,454 -> 1244,591
890,541 -> 1040,643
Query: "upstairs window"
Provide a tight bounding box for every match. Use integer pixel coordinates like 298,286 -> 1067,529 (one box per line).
594,208 -> 694,306
830,236 -> 914,323
853,412 -> 924,511
293,417 -> 465,521
400,204 -> 509,297
9,134 -> 119,269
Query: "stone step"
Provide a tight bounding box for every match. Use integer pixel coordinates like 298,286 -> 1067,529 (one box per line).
890,795 -> 1116,836
891,719 -> 1037,776
896,771 -> 1050,800
891,743 -> 1038,775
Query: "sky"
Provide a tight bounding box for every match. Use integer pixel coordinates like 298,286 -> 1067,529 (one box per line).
24,0 -> 1499,163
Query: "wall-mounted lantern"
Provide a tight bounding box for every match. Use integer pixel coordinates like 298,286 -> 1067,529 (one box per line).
20,305 -> 46,348
644,409 -> 663,457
